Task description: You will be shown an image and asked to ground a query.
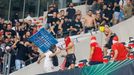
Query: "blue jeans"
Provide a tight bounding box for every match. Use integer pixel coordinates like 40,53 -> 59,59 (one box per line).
15,59 -> 25,70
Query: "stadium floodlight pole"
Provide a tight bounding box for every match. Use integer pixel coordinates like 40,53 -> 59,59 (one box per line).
7,0 -> 12,21
37,0 -> 40,17
22,0 -> 26,19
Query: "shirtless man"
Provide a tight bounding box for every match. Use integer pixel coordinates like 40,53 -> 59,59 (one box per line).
83,10 -> 96,33
64,35 -> 76,69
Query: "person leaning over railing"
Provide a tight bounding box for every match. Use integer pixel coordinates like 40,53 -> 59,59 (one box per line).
37,45 -> 61,73
12,36 -> 31,70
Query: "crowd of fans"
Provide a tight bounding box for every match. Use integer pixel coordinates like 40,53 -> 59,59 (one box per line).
46,0 -> 134,37
0,18 -> 40,73
0,0 -> 134,74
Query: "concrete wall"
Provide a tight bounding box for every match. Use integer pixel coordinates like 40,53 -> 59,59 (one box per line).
10,5 -> 134,75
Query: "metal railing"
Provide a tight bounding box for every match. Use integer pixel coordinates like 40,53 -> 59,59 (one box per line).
2,52 -> 11,75
9,56 -> 39,74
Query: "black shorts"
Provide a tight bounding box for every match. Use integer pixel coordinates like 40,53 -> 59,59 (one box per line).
85,26 -> 95,33
65,53 -> 76,68
104,33 -> 116,49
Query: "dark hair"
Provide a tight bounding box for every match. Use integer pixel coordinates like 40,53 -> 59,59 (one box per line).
49,45 -> 56,53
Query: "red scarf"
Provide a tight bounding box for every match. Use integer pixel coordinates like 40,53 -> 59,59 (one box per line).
64,36 -> 71,51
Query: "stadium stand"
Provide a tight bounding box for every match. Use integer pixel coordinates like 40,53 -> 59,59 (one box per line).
0,0 -> 134,75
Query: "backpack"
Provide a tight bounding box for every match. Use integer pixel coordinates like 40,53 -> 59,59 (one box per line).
52,55 -> 59,66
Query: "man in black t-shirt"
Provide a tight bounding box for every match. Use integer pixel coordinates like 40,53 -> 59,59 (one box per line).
49,12 -> 59,37
50,12 -> 59,26
62,16 -> 71,37
66,3 -> 76,20
0,18 -> 4,30
70,15 -> 83,35
102,5 -> 114,25
47,6 -> 55,24
46,6 -> 55,29
12,38 -> 30,70
54,19 -> 63,38
52,3 -> 59,13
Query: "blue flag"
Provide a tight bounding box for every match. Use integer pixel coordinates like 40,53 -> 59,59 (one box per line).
28,28 -> 58,52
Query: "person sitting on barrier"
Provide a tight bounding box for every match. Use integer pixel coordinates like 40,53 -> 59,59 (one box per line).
110,36 -> 128,62
88,36 -> 103,65
64,35 -> 76,69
